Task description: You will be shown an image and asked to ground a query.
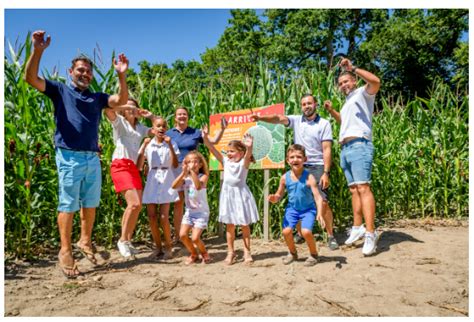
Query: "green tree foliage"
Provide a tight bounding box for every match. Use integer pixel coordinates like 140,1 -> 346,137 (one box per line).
451,42 -> 468,90
357,9 -> 468,97
4,28 -> 469,258
129,9 -> 467,100
201,9 -> 268,78
264,9 -> 387,70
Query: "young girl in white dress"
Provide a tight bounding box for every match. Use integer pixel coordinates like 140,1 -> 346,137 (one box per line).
202,126 -> 259,265
172,150 -> 211,265
137,116 -> 180,259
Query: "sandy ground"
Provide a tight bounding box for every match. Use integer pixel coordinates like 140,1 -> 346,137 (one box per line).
3,219 -> 469,317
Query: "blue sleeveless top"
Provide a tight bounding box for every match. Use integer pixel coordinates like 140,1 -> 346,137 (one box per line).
285,170 -> 316,212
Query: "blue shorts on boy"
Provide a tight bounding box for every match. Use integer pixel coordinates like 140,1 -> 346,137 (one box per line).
283,169 -> 317,230
283,207 -> 316,230
56,148 -> 102,212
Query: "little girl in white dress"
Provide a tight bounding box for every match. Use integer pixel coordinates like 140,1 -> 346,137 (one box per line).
137,116 -> 180,260
202,126 -> 258,265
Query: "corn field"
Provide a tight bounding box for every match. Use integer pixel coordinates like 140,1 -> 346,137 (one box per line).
4,38 -> 469,259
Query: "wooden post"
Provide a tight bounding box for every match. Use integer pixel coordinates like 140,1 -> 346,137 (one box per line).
264,169 -> 270,241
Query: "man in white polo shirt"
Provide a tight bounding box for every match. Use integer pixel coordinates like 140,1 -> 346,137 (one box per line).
323,58 -> 381,256
250,94 -> 338,250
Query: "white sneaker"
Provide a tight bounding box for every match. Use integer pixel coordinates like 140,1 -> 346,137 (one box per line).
126,241 -> 139,255
344,225 -> 366,245
362,232 -> 379,256
117,240 -> 132,258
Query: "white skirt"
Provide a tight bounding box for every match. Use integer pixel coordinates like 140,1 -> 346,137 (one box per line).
218,183 -> 259,225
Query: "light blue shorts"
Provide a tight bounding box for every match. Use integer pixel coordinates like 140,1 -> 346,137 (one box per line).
340,138 -> 374,186
283,206 -> 316,231
55,148 -> 102,212
182,210 -> 209,229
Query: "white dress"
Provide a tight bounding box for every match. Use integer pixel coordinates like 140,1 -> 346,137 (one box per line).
142,138 -> 180,204
219,157 -> 259,225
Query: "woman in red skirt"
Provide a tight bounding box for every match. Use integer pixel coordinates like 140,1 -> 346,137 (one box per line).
105,99 -> 153,259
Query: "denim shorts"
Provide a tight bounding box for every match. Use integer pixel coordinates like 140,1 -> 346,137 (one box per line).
55,148 -> 102,212
182,210 -> 209,229
283,206 -> 316,231
340,138 -> 374,186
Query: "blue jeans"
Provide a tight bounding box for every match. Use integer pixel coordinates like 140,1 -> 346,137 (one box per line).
55,148 -> 102,212
340,138 -> 374,186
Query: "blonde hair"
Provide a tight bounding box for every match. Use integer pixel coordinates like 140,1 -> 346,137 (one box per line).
185,150 -> 209,176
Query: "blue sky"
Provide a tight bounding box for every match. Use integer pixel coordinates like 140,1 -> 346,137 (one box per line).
4,9 -> 241,77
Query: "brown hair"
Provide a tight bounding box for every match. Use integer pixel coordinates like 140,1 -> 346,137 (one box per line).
71,54 -> 93,69
185,150 -> 209,176
118,98 -> 140,126
338,71 -> 356,81
300,93 -> 316,102
128,98 -> 140,108
287,144 -> 306,157
174,106 -> 189,117
228,140 -> 255,163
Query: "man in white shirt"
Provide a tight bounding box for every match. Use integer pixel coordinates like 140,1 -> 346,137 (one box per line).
323,58 -> 381,256
250,94 -> 338,250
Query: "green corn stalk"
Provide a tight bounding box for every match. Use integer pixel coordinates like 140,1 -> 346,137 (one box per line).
4,37 -> 469,258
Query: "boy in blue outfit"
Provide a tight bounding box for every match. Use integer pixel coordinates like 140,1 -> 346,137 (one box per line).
268,144 -> 325,266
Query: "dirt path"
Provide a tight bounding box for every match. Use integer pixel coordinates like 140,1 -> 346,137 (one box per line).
4,220 -> 469,317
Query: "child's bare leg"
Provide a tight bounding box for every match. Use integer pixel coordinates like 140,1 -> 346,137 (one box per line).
159,203 -> 172,251
173,192 -> 185,241
179,224 -> 196,256
147,204 -> 162,251
191,228 -> 206,254
282,227 -> 297,254
241,225 -> 253,262
225,224 -> 236,264
226,224 -> 235,253
301,228 -> 318,256
296,221 -> 303,238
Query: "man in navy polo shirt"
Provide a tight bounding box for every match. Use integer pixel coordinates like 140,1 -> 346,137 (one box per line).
250,94 -> 339,250
25,30 -> 131,278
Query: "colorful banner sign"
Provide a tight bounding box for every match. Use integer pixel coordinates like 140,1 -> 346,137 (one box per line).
208,104 -> 286,171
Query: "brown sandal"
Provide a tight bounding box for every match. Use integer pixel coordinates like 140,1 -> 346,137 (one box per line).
58,253 -> 80,279
75,242 -> 98,265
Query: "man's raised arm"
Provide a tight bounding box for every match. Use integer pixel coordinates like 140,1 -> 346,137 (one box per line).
24,30 -> 51,92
